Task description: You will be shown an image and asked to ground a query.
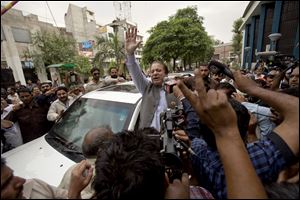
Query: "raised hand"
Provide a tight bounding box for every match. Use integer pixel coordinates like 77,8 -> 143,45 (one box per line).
68,160 -> 93,199
125,27 -> 142,55
233,70 -> 259,94
177,69 -> 237,136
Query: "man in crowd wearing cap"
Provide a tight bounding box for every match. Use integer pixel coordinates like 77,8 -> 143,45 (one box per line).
36,81 -> 57,108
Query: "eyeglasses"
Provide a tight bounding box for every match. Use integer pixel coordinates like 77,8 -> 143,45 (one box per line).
93,73 -> 100,75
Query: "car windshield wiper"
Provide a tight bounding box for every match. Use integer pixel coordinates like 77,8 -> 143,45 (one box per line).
47,134 -> 70,145
61,148 -> 83,155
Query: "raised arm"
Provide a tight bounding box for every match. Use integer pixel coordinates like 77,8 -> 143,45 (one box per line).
177,69 -> 267,199
233,70 -> 299,156
125,27 -> 150,94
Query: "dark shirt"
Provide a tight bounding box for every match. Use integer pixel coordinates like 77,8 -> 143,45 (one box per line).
5,100 -> 53,143
36,93 -> 57,108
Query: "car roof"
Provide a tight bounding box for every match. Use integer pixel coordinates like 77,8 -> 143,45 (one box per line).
168,72 -> 194,78
82,82 -> 142,104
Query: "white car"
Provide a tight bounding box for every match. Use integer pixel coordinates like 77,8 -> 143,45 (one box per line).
2,82 -> 142,187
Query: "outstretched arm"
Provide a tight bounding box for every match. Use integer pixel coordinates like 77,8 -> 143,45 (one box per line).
177,70 -> 267,199
233,70 -> 299,156
125,27 -> 150,94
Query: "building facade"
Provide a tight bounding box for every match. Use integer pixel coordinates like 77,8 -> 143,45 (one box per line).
240,1 -> 299,69
64,4 -> 100,59
1,8 -> 63,86
213,42 -> 236,62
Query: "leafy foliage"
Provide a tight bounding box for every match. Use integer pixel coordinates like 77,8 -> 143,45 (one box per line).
31,30 -> 77,67
73,55 -> 92,76
142,6 -> 214,71
93,32 -> 125,76
231,18 -> 243,64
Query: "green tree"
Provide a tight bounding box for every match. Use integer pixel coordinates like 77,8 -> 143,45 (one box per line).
31,30 -> 77,67
231,18 -> 243,65
213,39 -> 224,45
93,32 -> 125,76
73,55 -> 92,76
142,6 -> 213,71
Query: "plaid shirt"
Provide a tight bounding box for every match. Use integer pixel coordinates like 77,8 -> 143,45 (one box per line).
191,137 -> 287,199
190,186 -> 214,199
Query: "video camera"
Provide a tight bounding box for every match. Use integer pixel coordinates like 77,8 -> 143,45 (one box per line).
208,60 -> 234,80
160,107 -> 187,182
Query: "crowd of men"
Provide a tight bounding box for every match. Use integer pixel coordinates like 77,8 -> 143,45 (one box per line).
1,27 -> 299,199
1,66 -> 128,152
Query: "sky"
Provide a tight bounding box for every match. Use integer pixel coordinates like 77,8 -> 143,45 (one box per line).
3,1 -> 249,43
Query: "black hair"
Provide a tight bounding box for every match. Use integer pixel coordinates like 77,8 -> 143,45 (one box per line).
92,128 -> 165,199
16,87 -> 31,95
216,82 -> 237,97
151,60 -> 169,75
90,67 -> 100,74
7,87 -> 16,92
55,86 -> 68,95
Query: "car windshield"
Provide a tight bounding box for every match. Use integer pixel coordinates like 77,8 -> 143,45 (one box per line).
46,97 -> 135,161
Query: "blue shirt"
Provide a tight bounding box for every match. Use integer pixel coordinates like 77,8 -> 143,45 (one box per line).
191,136 -> 287,199
242,102 -> 276,137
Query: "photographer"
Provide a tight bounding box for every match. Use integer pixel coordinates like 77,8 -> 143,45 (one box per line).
125,27 -> 178,131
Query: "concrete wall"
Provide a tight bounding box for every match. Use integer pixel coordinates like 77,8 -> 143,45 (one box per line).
213,43 -> 234,61
1,9 -> 59,84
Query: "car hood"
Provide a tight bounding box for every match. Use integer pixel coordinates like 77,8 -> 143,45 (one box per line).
2,135 -> 76,187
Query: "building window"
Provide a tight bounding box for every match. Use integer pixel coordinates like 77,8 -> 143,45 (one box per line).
11,27 -> 32,43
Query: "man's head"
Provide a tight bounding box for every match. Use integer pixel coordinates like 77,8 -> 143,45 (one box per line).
17,88 -> 32,105
40,81 -> 52,93
91,67 -> 100,81
150,61 -> 168,86
32,86 -> 41,97
198,65 -> 209,79
92,128 -> 165,199
82,126 -> 114,158
55,86 -> 69,103
266,70 -> 278,88
211,72 -> 224,83
289,66 -> 299,88
7,87 -> 16,95
14,81 -> 21,89
1,88 -> 8,100
109,67 -> 118,79
1,158 -> 26,199
27,80 -> 32,85
70,85 -> 81,96
1,97 -> 8,114
216,82 -> 237,97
